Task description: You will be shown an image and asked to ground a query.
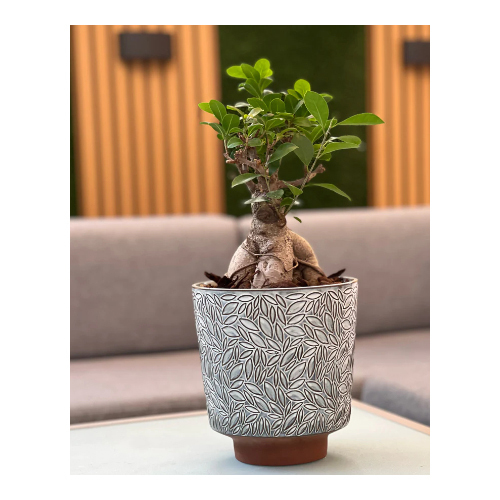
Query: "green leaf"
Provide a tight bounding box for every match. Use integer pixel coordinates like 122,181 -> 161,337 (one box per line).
243,79 -> 262,98
265,118 -> 285,130
248,124 -> 263,136
254,58 -> 272,77
321,93 -> 333,102
323,141 -> 359,153
260,78 -> 273,90
337,113 -> 384,126
295,102 -> 309,117
270,98 -> 285,114
247,107 -> 263,119
263,93 -> 283,107
227,105 -> 245,116
268,143 -> 299,163
247,98 -> 268,112
338,135 -> 362,146
267,189 -> 284,199
226,66 -> 247,79
222,114 -> 240,133
304,91 -> 329,131
293,117 -> 314,128
294,79 -> 311,97
305,183 -> 351,201
232,173 -> 260,187
310,126 -> 324,143
248,138 -> 263,147
227,137 -> 244,148
209,100 -> 226,122
268,161 -> 279,175
291,133 -> 314,166
244,195 -> 268,204
280,197 -> 294,207
200,121 -> 224,135
294,217 -> 302,223
284,182 -> 303,197
287,89 -> 301,99
293,99 -> 305,114
241,63 -> 260,81
284,94 -> 299,114
198,102 -> 214,114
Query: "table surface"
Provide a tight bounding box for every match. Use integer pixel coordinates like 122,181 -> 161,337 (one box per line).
70,400 -> 430,475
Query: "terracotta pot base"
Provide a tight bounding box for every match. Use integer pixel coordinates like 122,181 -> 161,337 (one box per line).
231,433 -> 329,466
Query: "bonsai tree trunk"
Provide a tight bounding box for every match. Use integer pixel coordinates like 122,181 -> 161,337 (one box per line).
227,200 -> 326,289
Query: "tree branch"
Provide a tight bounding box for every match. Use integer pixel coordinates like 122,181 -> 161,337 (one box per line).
275,164 -> 326,189
224,152 -> 257,193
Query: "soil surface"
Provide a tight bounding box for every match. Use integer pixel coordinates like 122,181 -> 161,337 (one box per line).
202,268 -> 348,289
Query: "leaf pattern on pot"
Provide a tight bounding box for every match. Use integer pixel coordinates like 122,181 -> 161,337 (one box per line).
284,325 -> 305,337
192,281 -> 357,438
289,362 -> 306,381
259,317 -> 273,337
264,381 -> 277,401
287,301 -> 306,315
248,332 -> 267,348
288,314 -> 305,325
240,318 -> 259,331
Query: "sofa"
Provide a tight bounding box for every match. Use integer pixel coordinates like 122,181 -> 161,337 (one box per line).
71,206 -> 430,425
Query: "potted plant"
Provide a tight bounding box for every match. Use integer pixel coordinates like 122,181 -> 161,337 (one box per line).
192,59 -> 383,466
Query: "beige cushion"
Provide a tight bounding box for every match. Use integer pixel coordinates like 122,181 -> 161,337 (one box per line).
70,350 -> 206,424
71,215 -> 240,358
239,207 -> 430,335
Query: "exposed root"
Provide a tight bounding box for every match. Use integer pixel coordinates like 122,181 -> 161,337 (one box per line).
295,258 -> 326,276
203,268 -> 347,289
229,262 -> 258,280
205,208 -> 347,290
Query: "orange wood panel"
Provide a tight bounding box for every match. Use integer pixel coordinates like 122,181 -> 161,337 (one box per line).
110,25 -> 135,215
94,25 -> 118,216
71,25 -> 100,216
164,25 -> 185,214
366,25 -> 389,207
366,25 -> 430,207
146,25 -> 168,214
178,25 -> 203,213
403,24 -> 419,206
71,25 -> 223,217
198,25 -> 224,214
128,25 -> 152,216
388,25 -> 403,206
421,25 -> 431,204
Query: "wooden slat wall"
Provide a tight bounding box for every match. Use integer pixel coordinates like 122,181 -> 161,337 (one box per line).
366,25 -> 430,207
71,25 -> 224,217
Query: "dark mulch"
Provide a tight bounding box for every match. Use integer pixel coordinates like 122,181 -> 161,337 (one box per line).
201,269 -> 348,289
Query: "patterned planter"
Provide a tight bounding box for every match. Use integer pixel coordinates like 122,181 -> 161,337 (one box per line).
192,278 -> 358,466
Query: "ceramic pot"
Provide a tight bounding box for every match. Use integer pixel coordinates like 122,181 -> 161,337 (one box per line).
192,278 -> 358,466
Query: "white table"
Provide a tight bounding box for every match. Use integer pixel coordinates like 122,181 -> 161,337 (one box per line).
70,400 -> 430,475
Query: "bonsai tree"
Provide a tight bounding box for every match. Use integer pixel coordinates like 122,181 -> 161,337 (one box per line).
199,59 -> 383,289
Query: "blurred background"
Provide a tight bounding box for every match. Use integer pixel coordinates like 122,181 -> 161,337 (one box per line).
70,25 -> 430,218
